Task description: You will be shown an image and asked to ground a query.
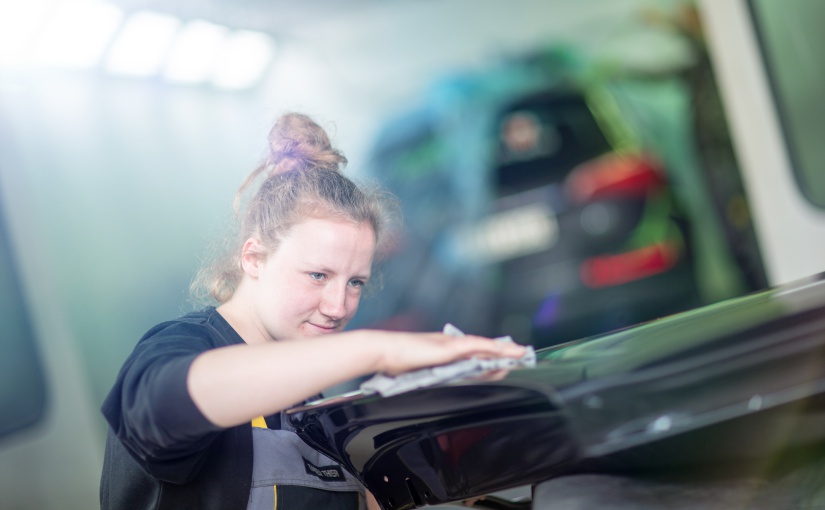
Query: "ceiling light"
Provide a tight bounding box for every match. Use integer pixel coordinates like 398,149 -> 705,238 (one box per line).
32,0 -> 124,69
105,11 -> 181,77
211,30 -> 275,90
0,0 -> 55,70
163,20 -> 227,84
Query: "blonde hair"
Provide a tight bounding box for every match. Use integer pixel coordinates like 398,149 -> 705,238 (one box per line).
191,113 -> 398,304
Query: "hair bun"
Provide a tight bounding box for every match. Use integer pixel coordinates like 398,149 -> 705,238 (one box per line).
266,113 -> 347,175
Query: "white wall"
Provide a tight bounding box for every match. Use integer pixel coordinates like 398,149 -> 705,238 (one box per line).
699,0 -> 825,285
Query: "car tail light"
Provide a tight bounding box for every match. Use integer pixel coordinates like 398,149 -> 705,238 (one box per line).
580,241 -> 679,288
565,152 -> 666,203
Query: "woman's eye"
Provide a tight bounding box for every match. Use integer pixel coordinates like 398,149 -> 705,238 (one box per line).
309,272 -> 326,281
348,279 -> 365,288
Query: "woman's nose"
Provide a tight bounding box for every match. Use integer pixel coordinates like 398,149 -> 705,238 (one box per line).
319,284 -> 347,319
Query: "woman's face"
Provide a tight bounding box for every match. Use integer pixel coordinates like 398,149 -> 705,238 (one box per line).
248,217 -> 376,342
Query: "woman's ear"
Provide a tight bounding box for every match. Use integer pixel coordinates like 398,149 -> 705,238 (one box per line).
240,238 -> 266,278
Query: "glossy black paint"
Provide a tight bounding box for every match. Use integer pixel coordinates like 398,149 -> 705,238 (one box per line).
289,273 -> 825,510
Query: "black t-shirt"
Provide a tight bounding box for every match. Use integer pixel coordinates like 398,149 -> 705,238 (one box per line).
100,307 -> 253,510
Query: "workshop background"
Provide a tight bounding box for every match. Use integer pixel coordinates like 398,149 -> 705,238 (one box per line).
1,0 -> 823,508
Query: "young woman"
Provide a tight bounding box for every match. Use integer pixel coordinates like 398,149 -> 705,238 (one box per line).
100,113 -> 526,510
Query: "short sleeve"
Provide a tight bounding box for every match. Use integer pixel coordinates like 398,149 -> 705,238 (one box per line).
101,323 -> 226,482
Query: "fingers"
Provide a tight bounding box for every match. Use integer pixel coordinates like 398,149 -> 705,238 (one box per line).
375,330 -> 528,376
459,334 -> 528,359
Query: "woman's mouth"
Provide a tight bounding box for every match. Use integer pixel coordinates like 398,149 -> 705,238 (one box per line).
307,322 -> 338,332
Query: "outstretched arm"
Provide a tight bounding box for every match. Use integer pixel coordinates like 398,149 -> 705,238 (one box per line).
187,329 -> 526,428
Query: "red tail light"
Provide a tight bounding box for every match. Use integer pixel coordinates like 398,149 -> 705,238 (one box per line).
566,152 -> 666,203
580,241 -> 679,288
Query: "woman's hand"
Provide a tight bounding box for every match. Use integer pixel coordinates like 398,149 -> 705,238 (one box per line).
364,330 -> 528,376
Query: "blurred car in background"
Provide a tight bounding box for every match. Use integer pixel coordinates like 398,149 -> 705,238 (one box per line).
483,89 -> 699,347
354,52 -> 704,348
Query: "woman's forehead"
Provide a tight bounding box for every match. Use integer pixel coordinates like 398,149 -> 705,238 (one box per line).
277,218 -> 376,267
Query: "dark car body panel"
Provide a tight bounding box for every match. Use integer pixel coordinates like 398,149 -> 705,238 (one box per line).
289,273 -> 825,510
